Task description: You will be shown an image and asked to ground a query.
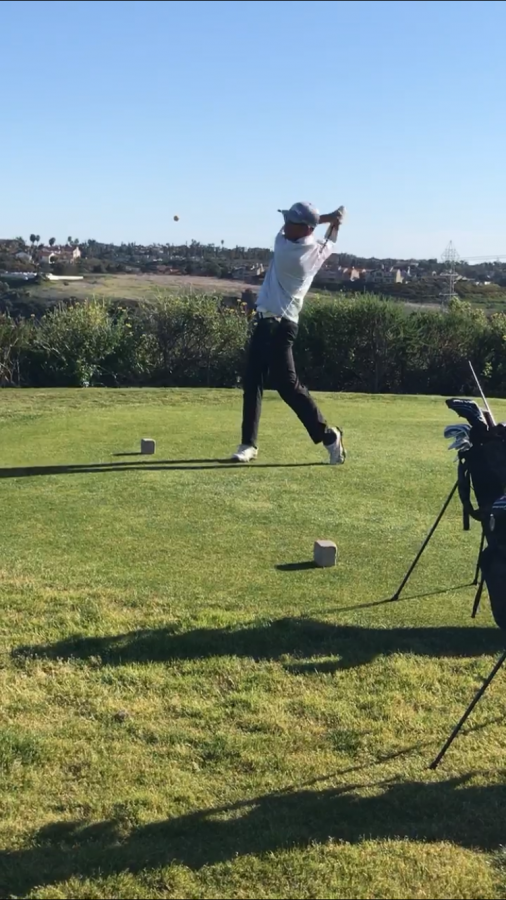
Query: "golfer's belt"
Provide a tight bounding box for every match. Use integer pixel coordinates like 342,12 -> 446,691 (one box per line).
256,311 -> 282,322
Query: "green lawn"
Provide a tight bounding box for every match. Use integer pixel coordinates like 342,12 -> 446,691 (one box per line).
1,389 -> 506,900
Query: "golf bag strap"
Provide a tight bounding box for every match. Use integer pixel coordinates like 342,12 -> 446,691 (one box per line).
458,456 -> 479,529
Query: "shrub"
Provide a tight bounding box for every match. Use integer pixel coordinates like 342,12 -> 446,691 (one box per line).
28,300 -> 126,387
0,313 -> 34,386
297,295 -> 414,393
143,293 -> 248,387
4,291 -> 506,396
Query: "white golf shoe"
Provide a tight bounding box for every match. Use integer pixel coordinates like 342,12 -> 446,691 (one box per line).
324,427 -> 346,466
231,444 -> 258,463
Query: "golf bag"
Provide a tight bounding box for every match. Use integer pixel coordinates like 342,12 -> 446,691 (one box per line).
446,399 -> 506,629
481,496 -> 506,629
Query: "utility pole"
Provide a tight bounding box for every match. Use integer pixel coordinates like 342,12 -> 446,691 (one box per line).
440,241 -> 460,310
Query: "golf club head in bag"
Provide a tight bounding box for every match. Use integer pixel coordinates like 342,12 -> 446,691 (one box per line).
444,424 -> 472,458
446,398 -> 488,429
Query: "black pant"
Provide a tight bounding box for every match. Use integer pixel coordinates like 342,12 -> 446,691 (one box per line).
241,316 -> 328,448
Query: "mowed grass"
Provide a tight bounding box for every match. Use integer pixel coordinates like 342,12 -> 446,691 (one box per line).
1,389 -> 506,900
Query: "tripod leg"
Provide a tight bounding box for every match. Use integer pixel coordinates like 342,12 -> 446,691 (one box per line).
471,577 -> 485,620
390,482 -> 459,602
473,530 -> 485,586
430,649 -> 506,770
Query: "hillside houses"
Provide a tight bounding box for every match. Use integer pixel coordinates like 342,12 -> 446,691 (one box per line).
231,263 -> 266,283
314,261 -> 407,287
0,239 -> 22,255
38,244 -> 81,265
0,239 -> 81,269
3,236 -> 506,301
312,257 -> 457,288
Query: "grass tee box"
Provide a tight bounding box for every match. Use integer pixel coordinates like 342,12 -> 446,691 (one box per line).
0,388 -> 506,899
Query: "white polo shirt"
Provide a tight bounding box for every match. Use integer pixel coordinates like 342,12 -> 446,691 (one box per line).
256,230 -> 337,324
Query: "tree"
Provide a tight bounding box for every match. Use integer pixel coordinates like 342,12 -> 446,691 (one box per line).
207,260 -> 222,278
67,236 -> 73,246
49,237 -> 56,248
28,234 -> 41,263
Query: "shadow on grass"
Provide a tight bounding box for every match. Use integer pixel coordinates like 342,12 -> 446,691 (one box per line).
2,774 -> 506,896
0,459 -> 325,479
14,618 -> 506,672
113,452 -> 145,457
334,583 -> 480,613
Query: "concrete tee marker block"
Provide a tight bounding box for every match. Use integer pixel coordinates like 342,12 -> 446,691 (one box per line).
314,540 -> 338,568
141,438 -> 156,455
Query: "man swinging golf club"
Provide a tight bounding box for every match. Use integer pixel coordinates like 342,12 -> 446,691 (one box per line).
232,201 -> 347,464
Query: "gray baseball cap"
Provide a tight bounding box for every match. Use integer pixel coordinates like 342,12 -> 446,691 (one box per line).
278,201 -> 320,228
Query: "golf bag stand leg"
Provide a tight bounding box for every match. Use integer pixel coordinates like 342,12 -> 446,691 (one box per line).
471,530 -> 486,619
430,648 -> 506,770
471,577 -> 486,619
389,481 -> 459,602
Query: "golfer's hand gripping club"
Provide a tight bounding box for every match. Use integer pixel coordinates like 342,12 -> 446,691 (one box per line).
322,206 -> 346,248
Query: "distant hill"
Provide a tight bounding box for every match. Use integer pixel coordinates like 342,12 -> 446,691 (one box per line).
3,237 -> 506,315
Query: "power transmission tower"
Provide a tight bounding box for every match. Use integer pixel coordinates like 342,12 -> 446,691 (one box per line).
440,241 -> 460,310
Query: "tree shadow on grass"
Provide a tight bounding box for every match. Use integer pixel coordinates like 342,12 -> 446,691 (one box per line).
2,774 -> 506,897
14,618 -> 506,673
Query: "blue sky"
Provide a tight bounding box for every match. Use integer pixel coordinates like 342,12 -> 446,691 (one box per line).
1,0 -> 505,259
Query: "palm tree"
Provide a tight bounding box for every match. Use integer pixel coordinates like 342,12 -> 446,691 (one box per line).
67,236 -> 73,246
49,237 -> 56,247
28,235 -> 41,262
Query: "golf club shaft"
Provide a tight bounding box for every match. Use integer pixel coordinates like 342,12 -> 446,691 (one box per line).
469,361 -> 496,426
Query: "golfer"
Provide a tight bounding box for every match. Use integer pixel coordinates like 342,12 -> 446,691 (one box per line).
232,202 -> 346,465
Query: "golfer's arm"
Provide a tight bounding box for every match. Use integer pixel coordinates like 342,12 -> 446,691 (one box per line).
319,212 -> 340,225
